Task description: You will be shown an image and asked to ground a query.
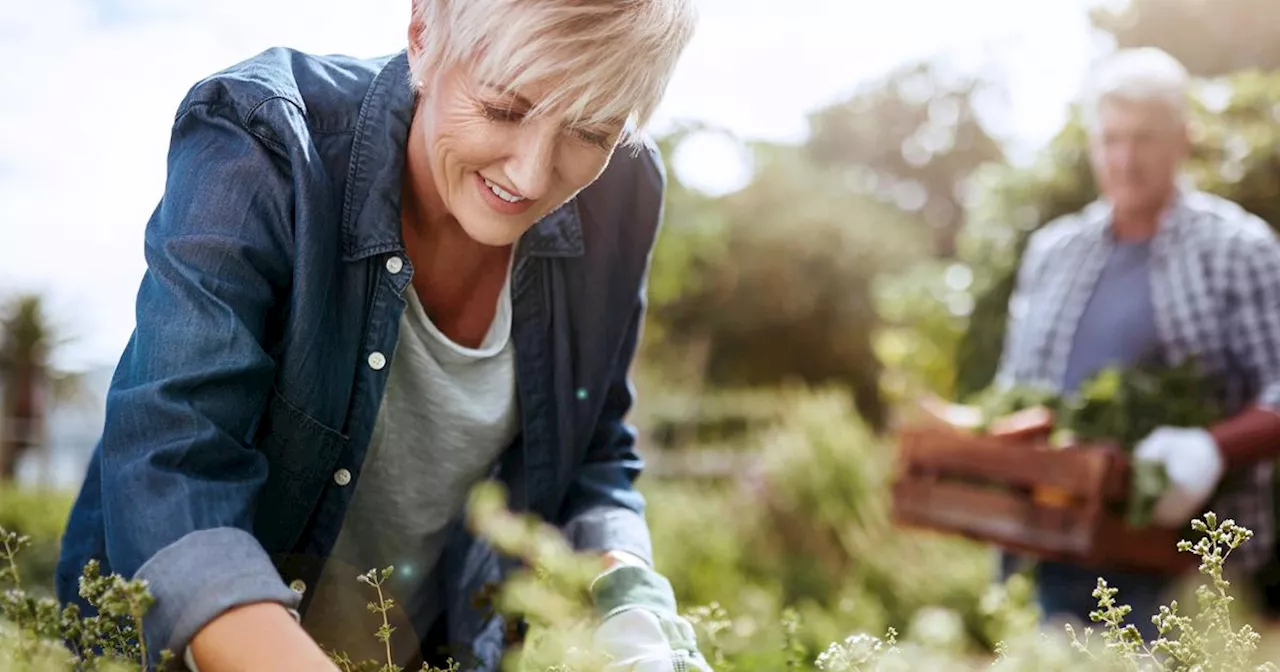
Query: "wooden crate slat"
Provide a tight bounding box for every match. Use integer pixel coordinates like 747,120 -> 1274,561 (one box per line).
898,426 -> 1113,499
892,478 -> 1095,555
1087,514 -> 1197,575
891,421 -> 1195,576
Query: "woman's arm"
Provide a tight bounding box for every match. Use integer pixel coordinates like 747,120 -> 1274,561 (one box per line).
96,94 -> 330,668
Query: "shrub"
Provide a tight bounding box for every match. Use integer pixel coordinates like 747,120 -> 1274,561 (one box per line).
0,487 -> 74,597
7,506 -> 1276,671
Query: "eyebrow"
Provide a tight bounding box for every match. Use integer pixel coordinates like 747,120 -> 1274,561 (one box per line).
482,83 -> 533,110
482,82 -> 627,129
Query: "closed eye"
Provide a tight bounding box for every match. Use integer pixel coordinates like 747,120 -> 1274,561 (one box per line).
571,128 -> 611,149
483,102 -> 613,149
482,104 -> 525,124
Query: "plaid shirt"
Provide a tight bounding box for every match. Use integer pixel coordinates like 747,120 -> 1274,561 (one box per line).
996,189 -> 1280,572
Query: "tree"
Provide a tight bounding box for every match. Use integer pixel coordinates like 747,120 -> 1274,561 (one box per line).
805,60 -> 1005,257
646,132 -> 930,431
1092,0 -> 1280,76
0,295 -> 79,482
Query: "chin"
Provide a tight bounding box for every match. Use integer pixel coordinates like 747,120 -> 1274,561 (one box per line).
456,214 -> 529,247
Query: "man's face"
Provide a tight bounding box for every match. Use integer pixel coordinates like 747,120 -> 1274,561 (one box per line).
1088,97 -> 1189,219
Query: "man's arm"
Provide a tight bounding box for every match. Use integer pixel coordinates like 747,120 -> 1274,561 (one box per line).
1134,223 -> 1280,527
1211,408 -> 1280,470
1212,227 -> 1280,469
97,96 -> 334,669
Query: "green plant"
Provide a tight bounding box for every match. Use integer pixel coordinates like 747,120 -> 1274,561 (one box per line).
0,487 -> 75,597
0,527 -> 164,671
1067,513 -> 1280,671
2,490 -> 1278,670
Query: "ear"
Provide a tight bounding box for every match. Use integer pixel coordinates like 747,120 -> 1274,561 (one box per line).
407,0 -> 426,63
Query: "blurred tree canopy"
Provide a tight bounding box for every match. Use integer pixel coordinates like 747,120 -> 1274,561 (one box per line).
952,71 -> 1280,398
1092,0 -> 1280,76
646,127 -> 928,430
806,61 -> 1005,257
642,61 -> 1008,430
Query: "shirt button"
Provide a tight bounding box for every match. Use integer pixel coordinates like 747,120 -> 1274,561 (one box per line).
385,256 -> 404,274
368,351 -> 387,370
289,579 -> 307,594
333,468 -> 352,486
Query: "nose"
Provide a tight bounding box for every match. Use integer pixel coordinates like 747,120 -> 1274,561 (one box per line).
1115,140 -> 1141,174
504,122 -> 556,201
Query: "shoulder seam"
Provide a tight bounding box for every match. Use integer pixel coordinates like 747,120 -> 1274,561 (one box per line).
243,95 -> 305,153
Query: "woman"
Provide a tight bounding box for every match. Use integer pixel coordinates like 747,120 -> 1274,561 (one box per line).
54,1 -> 705,670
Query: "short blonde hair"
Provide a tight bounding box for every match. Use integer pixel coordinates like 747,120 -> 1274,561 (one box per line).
1082,47 -> 1190,130
411,0 -> 696,146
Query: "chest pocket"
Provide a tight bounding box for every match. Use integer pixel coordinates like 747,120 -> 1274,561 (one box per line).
253,388 -> 349,554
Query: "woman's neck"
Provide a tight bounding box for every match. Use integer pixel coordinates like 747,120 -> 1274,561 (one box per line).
399,134 -> 510,279
399,139 -> 512,347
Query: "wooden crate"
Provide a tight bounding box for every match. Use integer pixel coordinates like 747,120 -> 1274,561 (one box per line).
890,422 -> 1196,576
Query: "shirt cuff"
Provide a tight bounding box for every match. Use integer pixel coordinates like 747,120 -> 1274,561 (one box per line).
562,505 -> 653,566
134,527 -> 302,662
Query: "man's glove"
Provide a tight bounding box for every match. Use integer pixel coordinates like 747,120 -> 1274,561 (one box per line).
590,565 -> 712,671
1133,426 -> 1224,528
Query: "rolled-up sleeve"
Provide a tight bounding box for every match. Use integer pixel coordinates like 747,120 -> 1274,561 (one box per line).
1225,226 -> 1280,412
99,97 -> 301,659
558,297 -> 654,564
555,144 -> 668,566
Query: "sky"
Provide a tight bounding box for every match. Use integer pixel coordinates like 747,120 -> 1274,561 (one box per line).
0,0 -> 1110,371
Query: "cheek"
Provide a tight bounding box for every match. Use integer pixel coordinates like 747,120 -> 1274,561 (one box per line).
424,101 -> 505,172
557,146 -> 614,191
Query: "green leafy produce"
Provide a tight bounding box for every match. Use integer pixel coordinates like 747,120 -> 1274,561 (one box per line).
973,359 -> 1223,527
1056,359 -> 1223,450
969,385 -> 1061,433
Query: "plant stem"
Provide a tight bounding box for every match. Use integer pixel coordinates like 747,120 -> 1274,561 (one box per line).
132,602 -> 149,670
2,534 -> 22,589
375,581 -> 393,670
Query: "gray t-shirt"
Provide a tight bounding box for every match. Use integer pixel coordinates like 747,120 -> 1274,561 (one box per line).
1060,239 -> 1161,393
303,258 -> 519,664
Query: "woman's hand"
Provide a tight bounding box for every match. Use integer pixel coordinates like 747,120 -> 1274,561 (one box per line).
590,565 -> 712,672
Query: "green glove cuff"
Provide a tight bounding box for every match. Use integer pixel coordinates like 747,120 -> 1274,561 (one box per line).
591,565 -> 679,618
590,565 -> 700,651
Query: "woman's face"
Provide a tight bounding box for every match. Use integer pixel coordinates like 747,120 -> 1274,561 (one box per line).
408,65 -> 625,247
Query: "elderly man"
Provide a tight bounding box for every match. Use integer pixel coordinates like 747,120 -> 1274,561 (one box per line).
994,47 -> 1280,638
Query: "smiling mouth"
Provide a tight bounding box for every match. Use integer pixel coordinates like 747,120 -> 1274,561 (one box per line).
483,177 -> 526,203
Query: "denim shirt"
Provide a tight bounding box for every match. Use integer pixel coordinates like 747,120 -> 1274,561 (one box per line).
54,47 -> 664,670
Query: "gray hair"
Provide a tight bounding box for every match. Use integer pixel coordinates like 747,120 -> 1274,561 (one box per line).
1081,47 -> 1190,130
410,0 -> 697,147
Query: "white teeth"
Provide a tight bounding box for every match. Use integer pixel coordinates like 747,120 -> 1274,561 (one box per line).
484,178 -> 525,203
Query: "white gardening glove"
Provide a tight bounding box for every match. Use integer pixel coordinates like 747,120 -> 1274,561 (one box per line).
1133,427 -> 1225,528
590,565 -> 713,672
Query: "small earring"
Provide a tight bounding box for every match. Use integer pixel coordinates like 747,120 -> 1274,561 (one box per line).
413,79 -> 424,90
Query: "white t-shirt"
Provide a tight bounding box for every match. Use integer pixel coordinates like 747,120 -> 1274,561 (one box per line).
303,254 -> 519,664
